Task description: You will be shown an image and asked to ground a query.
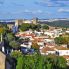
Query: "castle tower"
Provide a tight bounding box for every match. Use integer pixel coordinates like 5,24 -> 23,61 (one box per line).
15,19 -> 23,26
32,18 -> 38,24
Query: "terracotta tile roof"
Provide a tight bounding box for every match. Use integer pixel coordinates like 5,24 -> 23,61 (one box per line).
35,38 -> 43,42
41,47 -> 55,53
34,36 -> 49,39
46,43 -> 56,47
63,55 -> 69,60
32,37 -> 44,43
16,33 -> 36,37
56,46 -> 69,50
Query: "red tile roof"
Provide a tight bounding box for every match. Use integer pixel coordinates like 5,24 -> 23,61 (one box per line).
56,46 -> 69,50
16,33 -> 36,37
41,47 -> 55,53
63,55 -> 69,60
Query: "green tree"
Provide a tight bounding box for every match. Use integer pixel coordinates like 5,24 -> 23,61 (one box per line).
9,40 -> 20,49
42,24 -> 49,30
6,33 -> 15,42
57,56 -> 67,69
10,51 -> 67,69
54,36 -> 65,45
10,51 -> 22,59
37,55 -> 44,69
16,56 -> 24,69
31,42 -> 39,50
20,23 -> 31,31
0,24 -> 9,34
24,55 -> 35,69
0,27 -> 4,34
36,24 -> 41,31
20,23 -> 41,31
64,36 -> 69,44
30,24 -> 36,30
46,63 -> 52,69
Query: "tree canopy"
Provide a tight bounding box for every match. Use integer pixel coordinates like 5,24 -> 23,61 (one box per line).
31,42 -> 39,50
0,27 -> 5,34
54,36 -> 69,45
15,54 -> 67,69
20,23 -> 31,31
10,51 -> 22,59
6,33 -> 15,42
42,24 -> 49,30
16,56 -> 24,69
54,36 -> 65,45
9,40 -> 20,49
19,23 -> 41,31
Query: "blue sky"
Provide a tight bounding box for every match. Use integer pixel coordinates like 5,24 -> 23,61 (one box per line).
0,0 -> 69,19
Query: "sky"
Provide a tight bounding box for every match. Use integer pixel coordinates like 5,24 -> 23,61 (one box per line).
0,0 -> 69,19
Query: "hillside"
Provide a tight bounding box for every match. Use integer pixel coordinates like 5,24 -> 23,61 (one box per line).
38,20 -> 69,28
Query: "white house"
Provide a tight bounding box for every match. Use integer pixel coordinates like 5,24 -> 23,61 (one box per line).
40,47 -> 55,55
40,46 -> 69,56
44,31 -> 54,38
37,41 -> 44,47
55,46 -> 69,56
66,31 -> 69,34
34,30 -> 43,36
20,42 -> 32,49
44,39 -> 54,43
44,29 -> 62,38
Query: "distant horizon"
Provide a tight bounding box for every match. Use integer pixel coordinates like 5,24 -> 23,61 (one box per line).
0,17 -> 69,20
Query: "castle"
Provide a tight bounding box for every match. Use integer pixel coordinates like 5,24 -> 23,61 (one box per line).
15,18 -> 38,26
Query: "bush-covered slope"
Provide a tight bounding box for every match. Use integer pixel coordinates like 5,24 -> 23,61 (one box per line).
39,20 -> 69,28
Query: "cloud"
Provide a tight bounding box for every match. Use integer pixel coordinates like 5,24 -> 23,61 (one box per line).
58,8 -> 69,13
24,9 -> 31,13
6,9 -> 43,15
24,9 -> 43,14
34,1 -> 53,7
34,0 -> 69,7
